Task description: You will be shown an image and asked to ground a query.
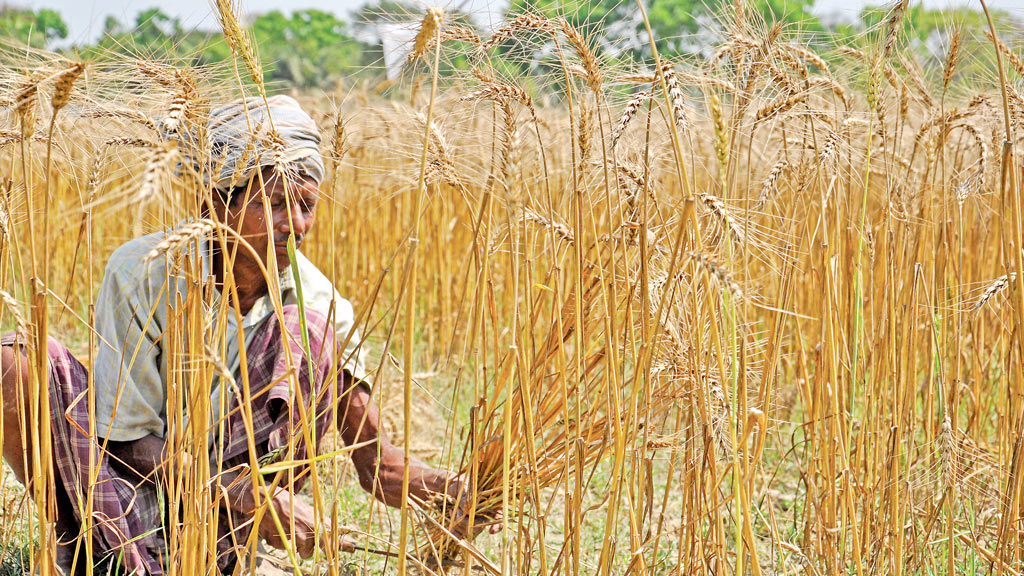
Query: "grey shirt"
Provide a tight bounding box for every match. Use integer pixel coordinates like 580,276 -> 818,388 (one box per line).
92,227 -> 367,442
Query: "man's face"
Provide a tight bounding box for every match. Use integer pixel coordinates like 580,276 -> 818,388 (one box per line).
219,165 -> 320,273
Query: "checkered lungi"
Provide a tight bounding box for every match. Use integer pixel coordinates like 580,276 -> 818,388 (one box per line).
2,304 -> 340,575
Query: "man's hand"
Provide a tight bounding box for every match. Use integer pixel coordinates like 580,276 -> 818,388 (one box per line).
337,374 -> 500,541
260,489 -> 320,558
441,475 -> 502,540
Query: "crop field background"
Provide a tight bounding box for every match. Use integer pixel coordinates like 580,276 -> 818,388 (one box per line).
2,0 -> 1024,574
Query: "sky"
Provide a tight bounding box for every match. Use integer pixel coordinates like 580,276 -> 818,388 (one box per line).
18,0 -> 1024,47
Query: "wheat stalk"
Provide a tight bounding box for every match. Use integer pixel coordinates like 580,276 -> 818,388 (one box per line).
972,273 -> 1017,312
214,0 -> 265,94
611,89 -> 652,149
0,290 -> 27,339
145,219 -> 219,262
756,93 -> 806,123
942,26 -> 962,92
409,7 -> 445,63
51,62 -> 85,112
757,159 -> 790,208
690,251 -> 744,301
659,61 -> 689,132
484,13 -> 555,48
137,142 -> 178,203
559,18 -> 601,94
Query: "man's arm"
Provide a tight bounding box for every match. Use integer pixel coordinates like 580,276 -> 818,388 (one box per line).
337,373 -> 455,509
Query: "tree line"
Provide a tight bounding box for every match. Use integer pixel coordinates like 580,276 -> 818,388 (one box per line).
1,1 -> 1019,90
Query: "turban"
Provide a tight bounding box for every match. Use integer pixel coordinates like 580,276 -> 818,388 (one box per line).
206,94 -> 324,192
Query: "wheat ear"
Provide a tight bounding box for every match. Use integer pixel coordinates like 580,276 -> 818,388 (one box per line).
972,273 -> 1017,312
0,290 -> 27,339
659,60 -> 688,132
214,0 -> 265,94
757,159 -> 791,208
145,219 -> 220,262
611,90 -> 652,149
409,7 -> 445,63
51,62 -> 86,112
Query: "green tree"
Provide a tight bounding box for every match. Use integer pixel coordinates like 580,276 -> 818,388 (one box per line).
131,8 -> 185,48
250,9 -> 367,88
0,7 -> 68,49
505,0 -> 822,60
93,8 -> 209,58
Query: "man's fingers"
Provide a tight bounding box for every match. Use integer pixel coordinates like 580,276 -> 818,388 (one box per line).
337,535 -> 358,553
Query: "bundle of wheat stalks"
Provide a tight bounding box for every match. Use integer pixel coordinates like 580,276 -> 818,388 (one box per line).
3,0 -> 1024,574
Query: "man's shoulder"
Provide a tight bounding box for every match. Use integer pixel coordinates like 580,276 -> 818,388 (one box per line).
102,230 -> 174,290
292,251 -> 350,314
109,231 -> 164,261
293,251 -> 335,296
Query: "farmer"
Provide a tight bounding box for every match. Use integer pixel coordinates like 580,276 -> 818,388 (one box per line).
0,95 -> 462,574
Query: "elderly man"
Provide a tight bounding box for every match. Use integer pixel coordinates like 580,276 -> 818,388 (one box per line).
1,96 -> 459,574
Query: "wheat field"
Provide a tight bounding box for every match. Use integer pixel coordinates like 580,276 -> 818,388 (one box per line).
1,1 -> 1024,574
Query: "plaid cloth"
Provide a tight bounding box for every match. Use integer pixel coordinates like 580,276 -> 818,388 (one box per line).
3,304 -> 341,575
